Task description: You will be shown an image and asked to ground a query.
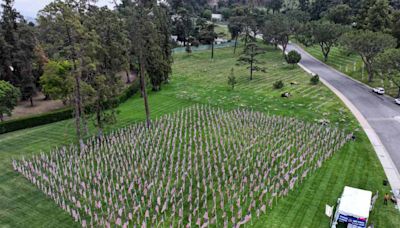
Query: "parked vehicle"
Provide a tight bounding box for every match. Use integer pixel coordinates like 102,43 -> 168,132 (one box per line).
395,98 -> 400,105
373,87 -> 385,95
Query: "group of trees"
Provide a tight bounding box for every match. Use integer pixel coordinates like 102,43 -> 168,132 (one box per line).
217,0 -> 400,96
0,0 -> 173,143
0,0 -> 37,117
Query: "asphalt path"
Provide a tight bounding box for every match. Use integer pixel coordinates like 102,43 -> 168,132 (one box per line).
287,43 -> 400,172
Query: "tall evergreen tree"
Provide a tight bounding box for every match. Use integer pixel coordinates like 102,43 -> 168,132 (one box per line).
238,42 -> 266,80
38,0 -> 97,143
0,0 -> 36,105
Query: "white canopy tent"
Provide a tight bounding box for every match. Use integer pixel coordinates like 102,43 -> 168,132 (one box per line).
332,186 -> 372,228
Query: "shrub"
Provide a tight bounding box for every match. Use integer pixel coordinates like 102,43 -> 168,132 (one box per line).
310,74 -> 320,85
286,50 -> 302,67
273,80 -> 284,89
202,9 -> 212,20
0,80 -> 20,121
227,68 -> 237,90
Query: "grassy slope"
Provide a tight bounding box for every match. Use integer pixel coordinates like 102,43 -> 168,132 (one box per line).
0,45 -> 399,227
302,44 -> 399,97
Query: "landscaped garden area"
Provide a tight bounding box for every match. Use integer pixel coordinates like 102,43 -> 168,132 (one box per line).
1,45 -> 399,227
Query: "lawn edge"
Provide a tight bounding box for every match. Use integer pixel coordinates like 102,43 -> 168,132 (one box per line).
285,44 -> 400,211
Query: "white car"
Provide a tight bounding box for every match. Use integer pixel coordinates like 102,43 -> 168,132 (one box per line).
395,98 -> 400,105
373,87 -> 385,95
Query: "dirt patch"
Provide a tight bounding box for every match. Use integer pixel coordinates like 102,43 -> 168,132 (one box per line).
3,71 -> 137,121
4,92 -> 66,121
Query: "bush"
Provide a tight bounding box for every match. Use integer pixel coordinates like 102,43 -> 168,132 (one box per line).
0,80 -> 141,134
286,50 -> 302,67
310,74 -> 320,85
202,9 -> 212,20
273,80 -> 284,89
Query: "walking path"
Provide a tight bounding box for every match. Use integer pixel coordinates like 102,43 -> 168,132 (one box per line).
286,43 -> 400,203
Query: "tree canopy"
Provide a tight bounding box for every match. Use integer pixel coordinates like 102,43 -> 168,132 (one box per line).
341,30 -> 397,82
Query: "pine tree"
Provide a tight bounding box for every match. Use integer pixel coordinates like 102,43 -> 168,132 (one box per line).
238,42 -> 266,80
38,0 -> 97,143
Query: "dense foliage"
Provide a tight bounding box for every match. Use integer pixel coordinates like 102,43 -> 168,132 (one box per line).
0,80 -> 20,121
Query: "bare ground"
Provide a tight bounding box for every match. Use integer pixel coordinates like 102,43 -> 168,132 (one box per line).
4,71 -> 137,121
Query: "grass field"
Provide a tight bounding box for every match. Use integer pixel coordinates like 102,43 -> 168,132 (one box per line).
1,44 -> 399,227
301,44 -> 399,97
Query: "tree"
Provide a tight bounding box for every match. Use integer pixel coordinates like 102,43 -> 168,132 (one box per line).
126,1 -> 154,128
286,50 -> 301,67
391,10 -> 400,47
202,9 -> 212,20
304,21 -> 345,62
198,23 -> 218,59
40,60 -> 73,105
38,0 -> 97,143
391,0 -> 400,9
365,0 -> 391,32
237,42 -> 265,80
341,30 -> 396,82
325,4 -> 353,25
152,4 -> 173,89
356,0 -> 391,31
0,80 -> 20,121
173,8 -> 194,49
262,14 -> 292,55
228,16 -> 243,54
309,0 -> 335,20
376,49 -> 400,97
265,0 -> 283,14
0,0 -> 36,104
227,68 -> 237,90
298,0 -> 309,11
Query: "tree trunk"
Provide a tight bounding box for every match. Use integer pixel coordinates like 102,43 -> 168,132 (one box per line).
30,96 -> 34,107
126,69 -> 131,84
64,17 -> 83,146
139,53 -> 151,128
250,58 -> 253,81
211,41 -> 214,59
320,43 -> 330,62
0,113 -> 3,122
73,70 -> 82,143
234,36 -> 238,54
398,86 -> 400,98
366,64 -> 374,82
96,99 -> 103,138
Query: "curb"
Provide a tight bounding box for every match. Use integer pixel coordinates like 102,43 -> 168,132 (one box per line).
291,42 -> 397,101
295,54 -> 400,211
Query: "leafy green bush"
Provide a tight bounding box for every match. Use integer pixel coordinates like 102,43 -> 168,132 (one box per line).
273,80 -> 284,89
286,50 -> 302,67
0,80 -> 140,134
310,74 -> 320,85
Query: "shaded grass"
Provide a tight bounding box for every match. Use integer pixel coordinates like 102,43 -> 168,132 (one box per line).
0,44 -> 399,227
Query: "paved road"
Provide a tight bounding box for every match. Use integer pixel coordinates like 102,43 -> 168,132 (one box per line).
287,43 -> 400,172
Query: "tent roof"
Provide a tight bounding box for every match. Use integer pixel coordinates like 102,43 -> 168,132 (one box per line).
338,186 -> 372,219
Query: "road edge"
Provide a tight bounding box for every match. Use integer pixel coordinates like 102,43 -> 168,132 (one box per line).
297,60 -> 400,210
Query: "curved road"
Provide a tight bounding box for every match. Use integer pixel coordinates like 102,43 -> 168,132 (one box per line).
287,43 -> 400,181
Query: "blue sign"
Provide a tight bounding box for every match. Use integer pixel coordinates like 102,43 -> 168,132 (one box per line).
338,214 -> 366,227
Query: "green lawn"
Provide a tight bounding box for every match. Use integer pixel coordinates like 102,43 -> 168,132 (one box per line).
1,44 -> 399,227
301,44 -> 399,97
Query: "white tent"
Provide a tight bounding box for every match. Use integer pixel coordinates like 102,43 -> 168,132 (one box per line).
332,186 -> 372,228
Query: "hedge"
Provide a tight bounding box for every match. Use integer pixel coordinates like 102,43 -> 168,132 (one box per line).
0,80 -> 140,134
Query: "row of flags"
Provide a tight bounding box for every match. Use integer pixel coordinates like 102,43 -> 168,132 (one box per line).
13,105 -> 350,227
